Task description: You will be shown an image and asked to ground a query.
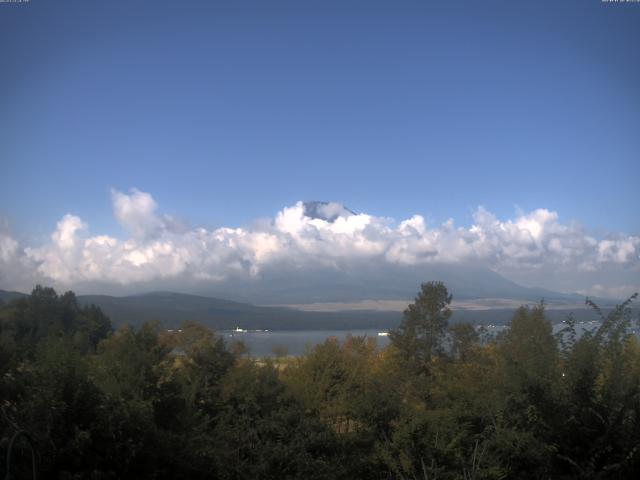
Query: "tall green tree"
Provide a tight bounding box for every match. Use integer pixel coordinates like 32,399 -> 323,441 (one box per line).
491,303 -> 562,479
389,281 -> 452,373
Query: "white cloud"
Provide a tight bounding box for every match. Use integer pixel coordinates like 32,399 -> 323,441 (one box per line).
0,231 -> 18,264
0,223 -> 38,291
0,190 -> 638,297
111,188 -> 164,239
597,239 -> 638,264
25,215 -> 88,283
577,284 -> 640,299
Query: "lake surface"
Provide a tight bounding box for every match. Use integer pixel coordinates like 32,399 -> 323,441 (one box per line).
221,329 -> 391,357
221,320 -> 639,357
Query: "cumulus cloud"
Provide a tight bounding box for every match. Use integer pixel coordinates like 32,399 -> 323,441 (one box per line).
577,284 -> 640,300
111,188 -> 164,239
0,230 -> 18,264
1,190 -> 638,299
25,214 -> 88,283
0,222 -> 39,291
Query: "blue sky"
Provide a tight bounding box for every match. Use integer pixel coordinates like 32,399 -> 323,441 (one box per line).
0,1 -> 639,298
1,0 -> 639,240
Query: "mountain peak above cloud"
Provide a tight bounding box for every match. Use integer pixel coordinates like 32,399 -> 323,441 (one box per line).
302,201 -> 355,222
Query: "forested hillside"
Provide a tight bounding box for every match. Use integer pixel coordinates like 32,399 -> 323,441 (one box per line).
1,284 -> 639,479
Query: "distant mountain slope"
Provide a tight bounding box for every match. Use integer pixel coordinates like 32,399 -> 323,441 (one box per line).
0,289 -> 614,330
0,289 -> 27,304
200,263 -> 588,305
0,263 -> 595,310
76,292 -> 402,330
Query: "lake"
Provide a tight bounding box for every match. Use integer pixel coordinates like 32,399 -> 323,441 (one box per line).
220,320 -> 639,357
221,329 -> 391,357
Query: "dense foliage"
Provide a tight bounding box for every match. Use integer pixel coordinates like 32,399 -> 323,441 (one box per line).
1,283 -> 639,479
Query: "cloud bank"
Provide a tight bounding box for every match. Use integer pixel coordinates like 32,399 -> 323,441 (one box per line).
1,189 -> 638,299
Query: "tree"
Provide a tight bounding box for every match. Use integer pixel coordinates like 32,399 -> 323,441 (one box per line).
0,336 -> 109,478
0,286 -> 112,354
553,294 -> 640,479
212,360 -> 345,479
389,281 -> 452,372
492,303 -> 562,479
449,322 -> 480,362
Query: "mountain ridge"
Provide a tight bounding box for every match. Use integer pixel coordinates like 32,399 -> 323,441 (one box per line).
1,286 -> 617,332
